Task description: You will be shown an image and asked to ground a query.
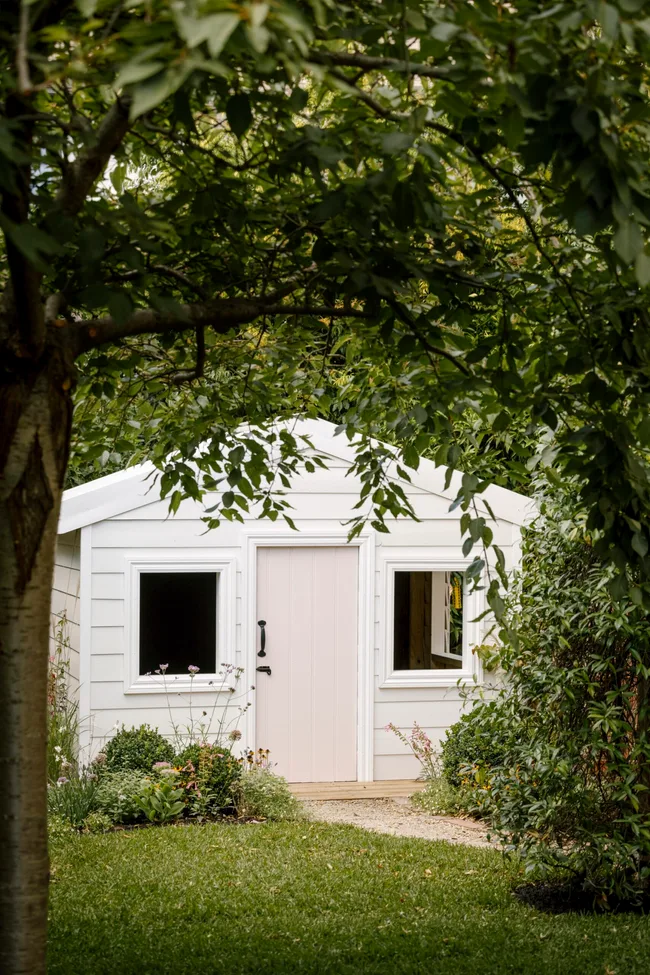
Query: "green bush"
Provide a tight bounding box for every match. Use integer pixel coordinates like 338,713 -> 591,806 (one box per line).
235,768 -> 303,822
82,812 -> 113,834
478,486 -> 650,905
176,743 -> 241,814
104,725 -> 174,773
441,700 -> 513,789
95,770 -> 150,824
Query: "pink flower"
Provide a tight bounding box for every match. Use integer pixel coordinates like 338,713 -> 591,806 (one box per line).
188,665 -> 200,674
159,663 -> 169,673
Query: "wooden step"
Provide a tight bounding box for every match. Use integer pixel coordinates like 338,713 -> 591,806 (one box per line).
288,779 -> 426,800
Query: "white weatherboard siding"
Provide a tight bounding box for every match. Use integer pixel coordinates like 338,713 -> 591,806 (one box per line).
50,530 -> 81,691
61,420 -> 527,776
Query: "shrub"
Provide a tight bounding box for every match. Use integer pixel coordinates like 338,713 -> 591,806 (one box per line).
95,770 -> 150,824
82,812 -> 113,834
104,725 -> 174,773
176,743 -> 241,814
411,777 -> 466,817
441,701 -> 513,789
47,773 -> 98,829
235,768 -> 303,821
480,486 -> 650,905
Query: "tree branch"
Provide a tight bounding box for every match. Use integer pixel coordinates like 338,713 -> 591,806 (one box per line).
16,2 -> 32,95
387,298 -> 471,376
54,96 -> 131,217
110,263 -> 210,300
72,296 -> 369,357
170,325 -> 206,384
308,51 -> 450,80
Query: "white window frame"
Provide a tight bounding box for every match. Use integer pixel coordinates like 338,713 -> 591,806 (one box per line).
124,550 -> 236,694
379,553 -> 485,688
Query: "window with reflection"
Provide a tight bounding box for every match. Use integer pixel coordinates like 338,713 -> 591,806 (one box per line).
393,570 -> 464,671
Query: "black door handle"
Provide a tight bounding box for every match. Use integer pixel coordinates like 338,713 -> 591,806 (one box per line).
256,665 -> 272,676
257,619 -> 266,657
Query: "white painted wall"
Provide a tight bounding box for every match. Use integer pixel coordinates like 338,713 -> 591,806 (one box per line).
50,530 -> 81,692
71,450 -> 521,777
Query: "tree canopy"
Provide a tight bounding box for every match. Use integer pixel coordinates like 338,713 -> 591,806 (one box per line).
5,2 -> 650,970
4,1 -> 650,606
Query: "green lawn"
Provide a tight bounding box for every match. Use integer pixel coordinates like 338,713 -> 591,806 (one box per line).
48,821 -> 649,974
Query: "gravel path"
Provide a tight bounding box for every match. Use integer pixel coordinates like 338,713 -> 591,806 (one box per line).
302,797 -> 494,847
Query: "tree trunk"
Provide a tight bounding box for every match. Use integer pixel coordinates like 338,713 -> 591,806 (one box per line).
0,353 -> 73,975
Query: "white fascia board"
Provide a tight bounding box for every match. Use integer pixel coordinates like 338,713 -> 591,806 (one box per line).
57,417 -> 533,534
58,462 -> 159,534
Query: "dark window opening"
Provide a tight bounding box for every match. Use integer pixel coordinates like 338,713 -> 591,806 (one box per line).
139,572 -> 217,676
393,570 -> 464,671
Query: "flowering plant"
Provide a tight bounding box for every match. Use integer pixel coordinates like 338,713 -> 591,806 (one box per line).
385,722 -> 440,781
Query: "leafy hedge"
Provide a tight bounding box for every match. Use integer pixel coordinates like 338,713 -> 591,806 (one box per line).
475,487 -> 650,905
441,701 -> 512,789
103,725 -> 174,773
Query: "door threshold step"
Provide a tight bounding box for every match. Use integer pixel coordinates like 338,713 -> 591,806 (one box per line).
288,779 -> 426,800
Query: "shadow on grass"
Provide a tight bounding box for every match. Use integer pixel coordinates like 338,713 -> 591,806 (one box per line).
513,881 -> 650,915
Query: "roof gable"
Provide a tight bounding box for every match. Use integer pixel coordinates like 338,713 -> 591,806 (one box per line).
58,418 -> 532,533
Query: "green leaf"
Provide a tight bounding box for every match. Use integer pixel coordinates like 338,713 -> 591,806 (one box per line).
631,532 -> 648,557
175,11 -> 240,57
635,251 -> 650,287
206,13 -> 240,57
226,94 -> 253,139
110,163 -> 127,195
613,218 -> 643,264
129,73 -> 174,120
107,290 -> 133,326
115,59 -> 164,89
502,110 -> 525,149
381,132 -> 414,154
0,218 -> 62,271
430,22 -> 460,42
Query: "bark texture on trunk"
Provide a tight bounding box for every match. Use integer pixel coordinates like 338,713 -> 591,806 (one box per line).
0,350 -> 73,975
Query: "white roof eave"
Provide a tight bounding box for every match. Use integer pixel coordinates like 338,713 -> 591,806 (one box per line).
57,418 -> 532,534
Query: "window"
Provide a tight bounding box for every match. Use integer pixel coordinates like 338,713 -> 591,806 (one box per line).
392,570 -> 464,672
138,571 -> 217,676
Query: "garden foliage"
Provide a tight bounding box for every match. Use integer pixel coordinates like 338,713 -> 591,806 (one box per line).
475,488 -> 650,904
440,701 -> 514,790
175,743 -> 242,815
103,725 -> 174,773
235,767 -> 302,822
94,770 -> 150,825
47,615 -> 80,784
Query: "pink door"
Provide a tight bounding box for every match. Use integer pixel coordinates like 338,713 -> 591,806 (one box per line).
255,547 -> 358,782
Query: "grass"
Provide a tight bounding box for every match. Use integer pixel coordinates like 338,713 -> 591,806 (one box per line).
48,821 -> 649,975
